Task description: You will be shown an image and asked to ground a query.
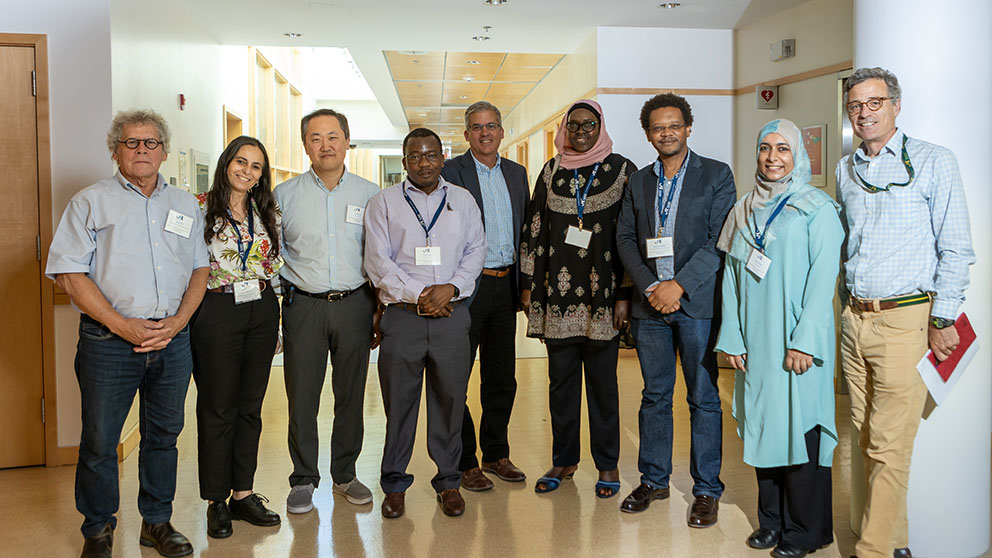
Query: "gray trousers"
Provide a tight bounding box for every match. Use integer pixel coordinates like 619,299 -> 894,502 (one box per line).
378,303 -> 471,493
282,285 -> 375,488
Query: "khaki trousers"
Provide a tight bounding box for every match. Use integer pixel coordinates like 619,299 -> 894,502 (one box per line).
840,303 -> 929,558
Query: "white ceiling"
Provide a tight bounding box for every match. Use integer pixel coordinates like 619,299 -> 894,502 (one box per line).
184,0 -> 808,131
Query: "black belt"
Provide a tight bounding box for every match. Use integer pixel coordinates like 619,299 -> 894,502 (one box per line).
295,285 -> 362,302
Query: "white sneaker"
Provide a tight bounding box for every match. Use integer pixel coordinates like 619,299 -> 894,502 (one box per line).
286,483 -> 315,514
332,478 -> 373,505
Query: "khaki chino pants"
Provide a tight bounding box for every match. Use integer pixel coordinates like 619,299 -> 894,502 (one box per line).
840,303 -> 930,558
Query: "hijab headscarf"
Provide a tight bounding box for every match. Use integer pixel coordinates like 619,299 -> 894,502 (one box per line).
553,99 -> 614,170
717,119 -> 811,252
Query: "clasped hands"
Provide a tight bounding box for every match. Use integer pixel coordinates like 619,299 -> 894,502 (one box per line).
721,349 -> 814,374
418,283 -> 457,317
115,315 -> 187,353
646,280 -> 683,314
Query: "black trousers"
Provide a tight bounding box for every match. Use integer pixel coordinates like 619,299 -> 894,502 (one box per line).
545,339 -> 620,471
282,285 -> 375,488
191,287 -> 279,502
459,273 -> 518,470
756,426 -> 834,550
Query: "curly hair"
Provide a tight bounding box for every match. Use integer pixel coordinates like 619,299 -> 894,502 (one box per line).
106,109 -> 171,153
639,93 -> 694,130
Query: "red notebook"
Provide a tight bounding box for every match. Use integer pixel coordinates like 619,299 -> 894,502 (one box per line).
927,313 -> 976,383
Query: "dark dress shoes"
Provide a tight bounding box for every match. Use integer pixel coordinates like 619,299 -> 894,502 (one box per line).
437,488 -> 465,517
620,483 -> 670,513
229,493 -> 281,526
687,494 -> 719,528
139,520 -> 193,558
481,458 -> 527,482
746,527 -> 782,549
80,523 -> 113,558
206,500 -> 233,538
382,492 -> 405,518
771,541 -> 809,558
894,549 -> 912,558
460,467 -> 495,492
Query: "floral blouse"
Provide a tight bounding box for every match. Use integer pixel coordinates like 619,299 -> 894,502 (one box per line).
195,193 -> 284,289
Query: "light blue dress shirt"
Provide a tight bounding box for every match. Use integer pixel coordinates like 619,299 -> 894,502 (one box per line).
275,167 -> 381,292
652,151 -> 691,282
471,152 -> 515,268
46,172 -> 210,319
836,130 -> 975,319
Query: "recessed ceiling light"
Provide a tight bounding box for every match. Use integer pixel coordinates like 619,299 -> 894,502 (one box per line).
659,2 -> 681,7
484,0 -> 507,5
459,95 -> 468,99
467,60 -> 481,65
473,35 -> 490,41
463,76 -> 475,82
284,32 -> 303,38
419,113 -> 427,117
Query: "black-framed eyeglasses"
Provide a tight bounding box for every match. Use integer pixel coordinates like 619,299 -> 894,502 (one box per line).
650,123 -> 686,134
405,151 -> 442,164
566,120 -> 598,133
468,122 -> 501,133
118,138 -> 163,150
845,97 -> 892,116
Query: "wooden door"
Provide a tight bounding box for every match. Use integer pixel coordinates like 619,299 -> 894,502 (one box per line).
0,44 -> 46,468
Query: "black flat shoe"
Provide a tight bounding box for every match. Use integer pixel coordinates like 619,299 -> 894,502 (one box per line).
620,483 -> 670,513
746,527 -> 781,549
139,521 -> 193,558
229,493 -> 281,527
771,541 -> 809,558
80,523 -> 113,558
893,549 -> 912,558
206,501 -> 233,539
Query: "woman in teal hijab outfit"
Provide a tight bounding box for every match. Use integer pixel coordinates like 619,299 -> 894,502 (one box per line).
715,119 -> 843,558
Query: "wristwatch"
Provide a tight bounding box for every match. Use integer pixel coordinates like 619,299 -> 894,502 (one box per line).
452,285 -> 460,298
930,316 -> 955,329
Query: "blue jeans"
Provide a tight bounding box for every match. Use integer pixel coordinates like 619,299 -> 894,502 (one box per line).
632,312 -> 724,498
75,315 -> 192,538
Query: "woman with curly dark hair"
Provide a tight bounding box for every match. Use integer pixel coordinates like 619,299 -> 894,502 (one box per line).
190,135 -> 284,539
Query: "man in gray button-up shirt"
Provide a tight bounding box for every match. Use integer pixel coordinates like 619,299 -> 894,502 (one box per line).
275,109 -> 381,514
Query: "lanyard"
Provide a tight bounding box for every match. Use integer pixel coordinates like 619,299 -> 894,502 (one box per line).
749,195 -> 791,253
225,206 -> 255,272
573,163 -> 601,229
403,186 -> 447,245
657,170 -> 681,234
855,134 -> 915,193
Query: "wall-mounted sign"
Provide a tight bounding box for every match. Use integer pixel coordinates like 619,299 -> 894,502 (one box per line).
757,85 -> 779,110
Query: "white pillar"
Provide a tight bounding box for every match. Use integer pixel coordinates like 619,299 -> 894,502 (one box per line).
852,1 -> 992,557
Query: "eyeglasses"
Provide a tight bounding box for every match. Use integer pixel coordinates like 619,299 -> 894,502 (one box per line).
565,120 -> 598,133
405,151 -> 442,164
845,97 -> 892,116
118,138 -> 163,150
650,123 -> 686,134
468,122 -> 501,133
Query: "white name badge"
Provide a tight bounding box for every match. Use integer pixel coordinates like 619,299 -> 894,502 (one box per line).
646,237 -> 674,259
345,204 -> 365,225
746,248 -> 772,279
233,280 -> 262,304
415,246 -> 442,266
564,225 -> 592,249
164,209 -> 193,238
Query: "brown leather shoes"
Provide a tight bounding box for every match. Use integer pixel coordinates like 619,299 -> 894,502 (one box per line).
481,458 -> 526,482
80,523 -> 113,558
139,521 -> 193,557
687,495 -> 719,528
437,488 -> 465,517
460,467 -> 495,492
382,492 -> 405,519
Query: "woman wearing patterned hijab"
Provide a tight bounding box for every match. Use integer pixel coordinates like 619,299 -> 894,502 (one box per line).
520,99 -> 634,498
715,119 -> 844,558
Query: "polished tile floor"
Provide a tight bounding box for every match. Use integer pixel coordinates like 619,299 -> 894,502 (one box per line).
1,353 -> 986,557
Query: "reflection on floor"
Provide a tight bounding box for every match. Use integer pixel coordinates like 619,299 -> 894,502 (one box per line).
0,352 -> 965,557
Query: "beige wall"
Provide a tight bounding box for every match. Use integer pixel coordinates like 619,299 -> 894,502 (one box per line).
733,0 -> 853,199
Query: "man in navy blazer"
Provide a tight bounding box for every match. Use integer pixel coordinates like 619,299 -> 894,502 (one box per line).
441,101 -> 530,491
616,93 -> 736,525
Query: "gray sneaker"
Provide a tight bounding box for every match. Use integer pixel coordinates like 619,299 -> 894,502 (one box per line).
286,483 -> 315,514
332,478 -> 373,505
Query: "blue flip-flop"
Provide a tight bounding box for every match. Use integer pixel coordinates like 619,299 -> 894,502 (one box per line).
595,480 -> 621,499
535,472 -> 574,494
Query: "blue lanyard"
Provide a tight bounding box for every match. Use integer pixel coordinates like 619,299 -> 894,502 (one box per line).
657,170 -> 681,234
403,186 -> 447,245
573,163 -> 601,228
750,195 -> 791,253
225,206 -> 255,272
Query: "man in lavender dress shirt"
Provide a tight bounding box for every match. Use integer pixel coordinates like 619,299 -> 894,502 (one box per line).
364,128 -> 486,519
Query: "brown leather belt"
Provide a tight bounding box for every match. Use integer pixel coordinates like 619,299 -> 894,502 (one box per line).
850,292 -> 930,313
391,299 -> 463,316
482,267 -> 511,278
207,279 -> 269,294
